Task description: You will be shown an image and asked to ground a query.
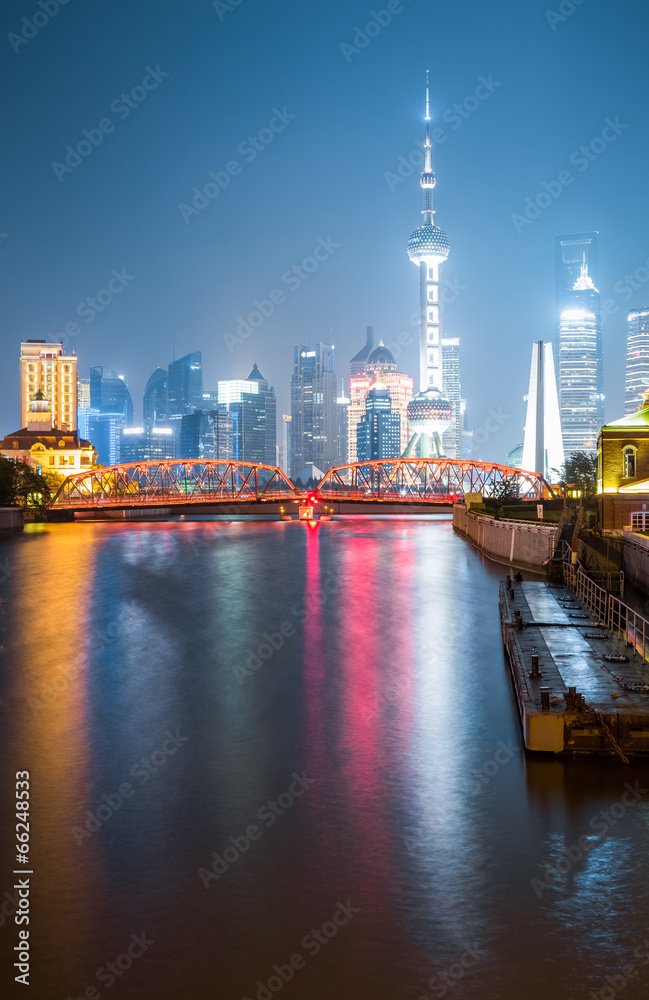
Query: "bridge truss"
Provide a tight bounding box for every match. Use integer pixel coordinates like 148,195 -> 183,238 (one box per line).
52,460 -> 298,509
317,458 -> 551,503
51,457 -> 552,511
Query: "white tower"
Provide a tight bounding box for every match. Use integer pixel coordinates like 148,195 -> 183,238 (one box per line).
522,341 -> 564,481
404,73 -> 453,459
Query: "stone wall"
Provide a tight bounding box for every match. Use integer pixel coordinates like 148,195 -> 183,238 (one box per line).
0,507 -> 23,533
453,505 -> 558,570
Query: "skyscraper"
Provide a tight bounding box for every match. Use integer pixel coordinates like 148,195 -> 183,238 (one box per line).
77,377 -> 90,439
20,340 -> 78,431
218,365 -> 276,464
356,382 -> 401,462
168,352 -> 203,418
143,368 -> 169,425
555,232 -> 598,343
441,337 -> 462,458
558,260 -> 604,457
280,414 -> 292,475
405,75 -> 453,458
347,335 -> 413,464
522,341 -> 564,480
290,343 -> 336,477
349,326 -> 375,377
335,381 -> 350,466
625,309 -> 649,414
89,365 -> 134,425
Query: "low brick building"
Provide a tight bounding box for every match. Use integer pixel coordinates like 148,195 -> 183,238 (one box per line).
597,398 -> 649,529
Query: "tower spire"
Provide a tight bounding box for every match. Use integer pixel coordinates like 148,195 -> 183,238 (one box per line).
421,70 -> 435,225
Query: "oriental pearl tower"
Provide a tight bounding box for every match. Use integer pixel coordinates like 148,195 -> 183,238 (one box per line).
404,73 -> 453,459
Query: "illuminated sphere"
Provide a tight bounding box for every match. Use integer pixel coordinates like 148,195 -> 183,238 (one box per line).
407,224 -> 450,265
407,386 -> 453,436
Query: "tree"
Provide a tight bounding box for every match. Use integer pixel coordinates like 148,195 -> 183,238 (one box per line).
0,456 -> 51,517
560,452 -> 598,497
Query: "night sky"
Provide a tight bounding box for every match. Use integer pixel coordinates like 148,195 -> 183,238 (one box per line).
1,0 -> 647,462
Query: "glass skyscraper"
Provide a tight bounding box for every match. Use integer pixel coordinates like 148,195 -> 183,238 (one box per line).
558,261 -> 604,457
168,352 -> 203,418
89,365 -> 134,425
217,366 -> 276,465
143,367 -> 169,425
625,309 -> 649,414
290,344 -> 336,478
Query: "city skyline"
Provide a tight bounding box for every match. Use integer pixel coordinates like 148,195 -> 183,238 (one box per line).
1,1 -> 647,463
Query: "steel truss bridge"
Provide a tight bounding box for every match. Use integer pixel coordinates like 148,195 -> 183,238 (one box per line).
51,458 -> 551,512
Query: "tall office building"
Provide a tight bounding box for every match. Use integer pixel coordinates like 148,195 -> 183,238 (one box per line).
88,412 -> 122,466
335,381 -> 350,466
356,382 -> 401,462
347,337 -> 413,464
404,75 -> 453,458
290,343 -> 336,477
77,377 -> 91,439
625,309 -> 649,414
558,260 -> 604,457
280,414 -> 292,475
143,368 -> 169,425
441,336 -> 462,458
218,365 -> 276,464
120,426 -> 176,462
555,232 -> 598,344
349,326 -> 375,377
20,340 -> 78,431
522,341 -> 564,480
90,365 -> 133,425
168,352 -> 203,418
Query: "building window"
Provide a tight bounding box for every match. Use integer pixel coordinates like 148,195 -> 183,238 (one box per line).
49,457 -> 55,466
623,446 -> 637,479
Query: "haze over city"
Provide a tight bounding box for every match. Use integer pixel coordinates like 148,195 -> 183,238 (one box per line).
2,0 -> 648,460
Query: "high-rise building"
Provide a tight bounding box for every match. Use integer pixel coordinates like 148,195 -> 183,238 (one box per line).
90,365 -> 134,425
349,326 -> 375,377
555,232 -> 598,346
77,377 -> 91,439
168,352 -> 203,418
356,382 -> 401,462
88,412 -> 123,466
120,426 -> 176,463
217,365 -> 276,464
213,407 -> 234,460
558,260 -> 604,457
522,341 -> 564,480
441,337 -> 462,458
625,309 -> 649,415
289,344 -> 336,477
335,381 -> 350,466
404,76 -> 453,458
20,340 -> 78,431
143,368 -> 169,425
280,414 -> 292,475
347,337 -> 413,464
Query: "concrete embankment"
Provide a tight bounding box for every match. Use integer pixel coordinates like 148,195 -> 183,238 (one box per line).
453,505 -> 558,571
0,507 -> 23,533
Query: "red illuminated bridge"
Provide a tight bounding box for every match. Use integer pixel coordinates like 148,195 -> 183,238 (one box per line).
51,458 -> 552,513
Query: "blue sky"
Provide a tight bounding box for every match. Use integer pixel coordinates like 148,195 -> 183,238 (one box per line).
1,0 -> 647,461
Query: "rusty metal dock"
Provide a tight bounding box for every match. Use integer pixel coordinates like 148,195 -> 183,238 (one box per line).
500,578 -> 649,756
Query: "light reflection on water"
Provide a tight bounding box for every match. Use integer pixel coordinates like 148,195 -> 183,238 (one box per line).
0,518 -> 648,999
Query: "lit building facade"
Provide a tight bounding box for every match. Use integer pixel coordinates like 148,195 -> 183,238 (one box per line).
558,260 -> 604,458
20,340 -> 77,432
143,368 -> 169,425
555,231 -> 598,350
121,426 -> 176,462
1,390 -> 95,474
347,337 -> 413,464
218,365 -> 276,465
335,382 -> 350,466
356,383 -> 401,461
597,398 -> 649,528
77,378 -> 90,439
624,309 -> 649,415
90,365 -> 133,425
290,344 -> 336,477
441,336 -> 462,458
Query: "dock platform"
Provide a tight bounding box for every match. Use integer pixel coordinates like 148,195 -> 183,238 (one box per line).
500,580 -> 649,756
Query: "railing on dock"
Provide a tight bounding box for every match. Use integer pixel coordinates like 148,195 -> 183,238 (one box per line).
563,562 -> 649,662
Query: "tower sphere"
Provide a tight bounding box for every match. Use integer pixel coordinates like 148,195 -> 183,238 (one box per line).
406,385 -> 453,436
407,224 -> 450,265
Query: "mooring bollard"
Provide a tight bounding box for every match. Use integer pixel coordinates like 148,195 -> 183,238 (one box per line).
515,610 -> 523,631
531,655 -> 539,677
540,687 -> 550,711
